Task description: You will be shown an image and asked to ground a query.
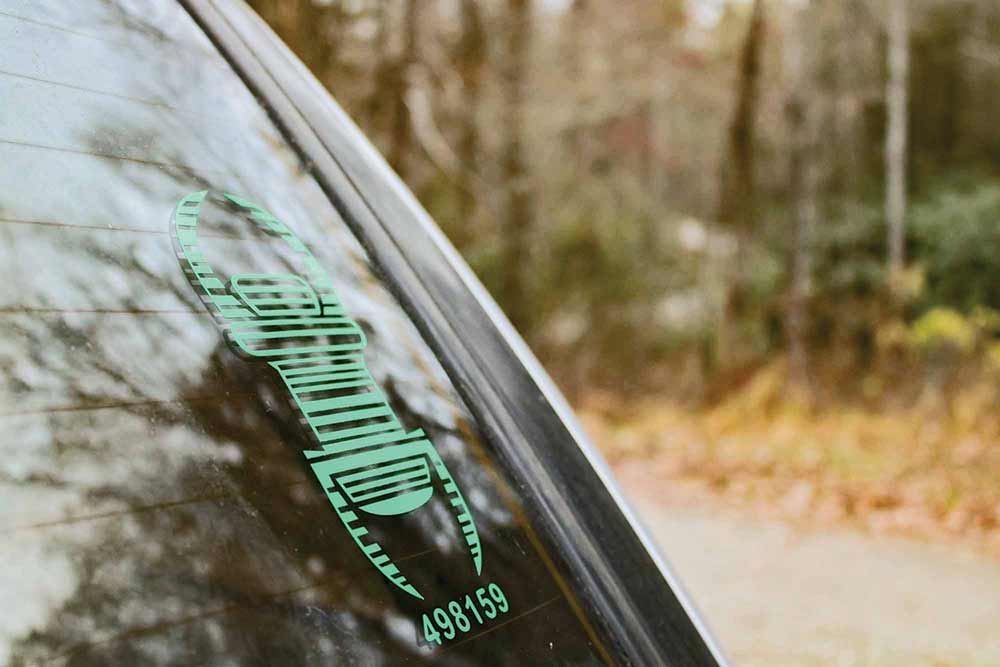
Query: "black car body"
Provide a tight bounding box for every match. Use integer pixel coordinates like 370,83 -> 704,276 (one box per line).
0,1 -> 725,664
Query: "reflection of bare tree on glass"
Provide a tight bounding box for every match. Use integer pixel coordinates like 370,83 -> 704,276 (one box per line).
1,2 -> 610,664
2,119 -> 455,665
7,351 -> 450,664
3,221 -> 575,663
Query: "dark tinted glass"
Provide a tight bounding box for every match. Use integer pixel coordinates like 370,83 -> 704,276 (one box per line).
0,1 -> 611,664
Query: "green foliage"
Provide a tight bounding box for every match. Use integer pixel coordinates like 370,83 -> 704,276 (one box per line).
908,307 -> 977,354
813,205 -> 887,299
911,180 -> 1000,312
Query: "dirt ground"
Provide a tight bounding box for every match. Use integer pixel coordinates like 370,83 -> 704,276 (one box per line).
616,460 -> 1000,667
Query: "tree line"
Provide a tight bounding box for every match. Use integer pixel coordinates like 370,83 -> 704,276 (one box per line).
250,0 -> 1000,403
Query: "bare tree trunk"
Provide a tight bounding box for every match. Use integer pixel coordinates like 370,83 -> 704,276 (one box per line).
389,0 -> 421,181
501,0 -> 534,334
784,3 -> 821,395
717,0 -> 764,229
564,0 -> 588,161
716,0 -> 765,370
885,0 -> 909,278
250,0 -> 338,82
454,0 -> 486,245
834,0 -> 866,227
366,0 -> 390,128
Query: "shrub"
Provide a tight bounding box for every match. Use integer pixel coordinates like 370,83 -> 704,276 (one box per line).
911,181 -> 1000,312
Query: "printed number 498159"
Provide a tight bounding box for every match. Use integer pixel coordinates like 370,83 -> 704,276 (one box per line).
421,583 -> 509,646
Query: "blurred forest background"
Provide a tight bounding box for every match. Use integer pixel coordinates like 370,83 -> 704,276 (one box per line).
249,0 -> 1000,553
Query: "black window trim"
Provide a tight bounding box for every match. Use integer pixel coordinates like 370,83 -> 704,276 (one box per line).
176,1 -> 727,664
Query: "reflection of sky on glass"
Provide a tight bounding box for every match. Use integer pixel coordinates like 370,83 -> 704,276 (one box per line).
0,491 -> 78,661
0,1 -> 608,664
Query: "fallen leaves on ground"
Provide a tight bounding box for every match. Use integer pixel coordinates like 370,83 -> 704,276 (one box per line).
578,370 -> 1000,557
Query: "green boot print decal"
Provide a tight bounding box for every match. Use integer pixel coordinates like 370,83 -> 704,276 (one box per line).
172,191 -> 482,600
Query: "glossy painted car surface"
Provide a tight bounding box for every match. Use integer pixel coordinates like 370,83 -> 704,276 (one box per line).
0,0 -> 725,664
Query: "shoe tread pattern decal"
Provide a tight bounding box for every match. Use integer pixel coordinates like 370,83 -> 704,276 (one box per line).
172,190 -> 482,600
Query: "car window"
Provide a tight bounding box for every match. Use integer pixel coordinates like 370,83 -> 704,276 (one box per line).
0,1 -> 612,664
